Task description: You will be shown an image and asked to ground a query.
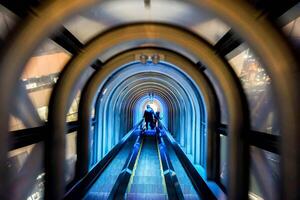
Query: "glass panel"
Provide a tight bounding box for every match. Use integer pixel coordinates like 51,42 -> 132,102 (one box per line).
9,41 -> 71,131
28,88 -> 53,120
227,44 -> 278,134
26,172 -> 45,200
8,143 -> 44,200
0,5 -> 18,40
66,132 -> 77,183
250,146 -> 279,200
8,144 -> 39,172
8,132 -> 77,200
9,116 -> 26,131
282,16 -> 300,38
219,134 -> 227,186
66,92 -> 81,122
220,136 -> 279,199
282,16 -> 300,52
89,125 -> 96,168
64,0 -> 229,44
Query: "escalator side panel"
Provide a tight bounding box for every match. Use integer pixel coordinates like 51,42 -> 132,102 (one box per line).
84,131 -> 140,200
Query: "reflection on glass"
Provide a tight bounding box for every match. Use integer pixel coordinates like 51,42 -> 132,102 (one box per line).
9,115 -> 26,131
66,132 -> 77,183
8,143 -> 44,200
22,49 -> 71,121
282,16 -> 300,55
227,45 -> 278,135
9,47 -> 71,131
9,144 -> 36,172
219,135 -> 227,187
0,5 -> 18,40
220,134 -> 279,199
66,92 -> 81,122
8,131 -> 77,200
26,173 -> 44,200
282,16 -> 300,39
89,125 -> 96,168
250,146 -> 279,200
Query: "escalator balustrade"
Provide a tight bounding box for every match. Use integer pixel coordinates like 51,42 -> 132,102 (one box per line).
84,128 -> 201,200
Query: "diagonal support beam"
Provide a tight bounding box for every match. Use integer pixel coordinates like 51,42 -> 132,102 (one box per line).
214,0 -> 299,56
1,0 -> 83,53
246,0 -> 300,20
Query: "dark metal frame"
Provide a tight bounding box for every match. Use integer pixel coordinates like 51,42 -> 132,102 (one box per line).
9,121 -> 79,150
218,124 -> 279,154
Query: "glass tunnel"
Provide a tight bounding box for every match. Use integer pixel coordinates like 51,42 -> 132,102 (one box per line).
0,1 -> 299,200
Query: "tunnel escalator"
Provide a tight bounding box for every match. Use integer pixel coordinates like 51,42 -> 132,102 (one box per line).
126,133 -> 166,199
83,129 -> 201,200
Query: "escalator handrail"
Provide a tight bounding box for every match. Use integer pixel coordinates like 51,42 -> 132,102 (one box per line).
108,133 -> 143,200
160,124 -> 217,200
64,120 -> 143,199
157,132 -> 185,200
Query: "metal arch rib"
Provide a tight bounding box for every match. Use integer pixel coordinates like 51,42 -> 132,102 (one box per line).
0,1 -> 297,199
49,23 -> 247,200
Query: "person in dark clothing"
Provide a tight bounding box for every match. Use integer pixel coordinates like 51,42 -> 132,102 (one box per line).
143,105 -> 154,130
154,111 -> 161,128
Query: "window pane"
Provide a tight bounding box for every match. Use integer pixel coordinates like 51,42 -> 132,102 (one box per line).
66,132 -> 77,183
64,0 -> 229,44
219,134 -> 227,186
8,131 -> 77,200
227,45 -> 278,135
9,41 -> 71,131
0,5 -> 18,40
220,135 -> 279,199
250,146 -> 279,200
8,143 -> 44,200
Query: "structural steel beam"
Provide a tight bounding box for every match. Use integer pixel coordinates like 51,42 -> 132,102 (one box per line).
0,0 -> 83,54
214,0 -> 299,56
247,0 -> 300,19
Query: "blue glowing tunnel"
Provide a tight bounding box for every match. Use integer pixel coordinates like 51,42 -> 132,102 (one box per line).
91,51 -> 207,167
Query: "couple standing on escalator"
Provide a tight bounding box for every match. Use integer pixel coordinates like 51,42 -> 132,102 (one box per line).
143,104 -> 161,130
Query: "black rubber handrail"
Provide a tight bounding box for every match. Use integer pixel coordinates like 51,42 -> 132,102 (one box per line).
157,131 -> 185,200
161,127 -> 216,200
108,134 -> 143,200
64,122 -> 142,200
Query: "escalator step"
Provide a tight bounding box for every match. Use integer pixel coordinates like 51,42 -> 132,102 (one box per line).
127,193 -> 167,200
84,192 -> 109,200
183,194 -> 201,200
131,176 -> 164,184
129,183 -> 165,193
180,184 -> 198,194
